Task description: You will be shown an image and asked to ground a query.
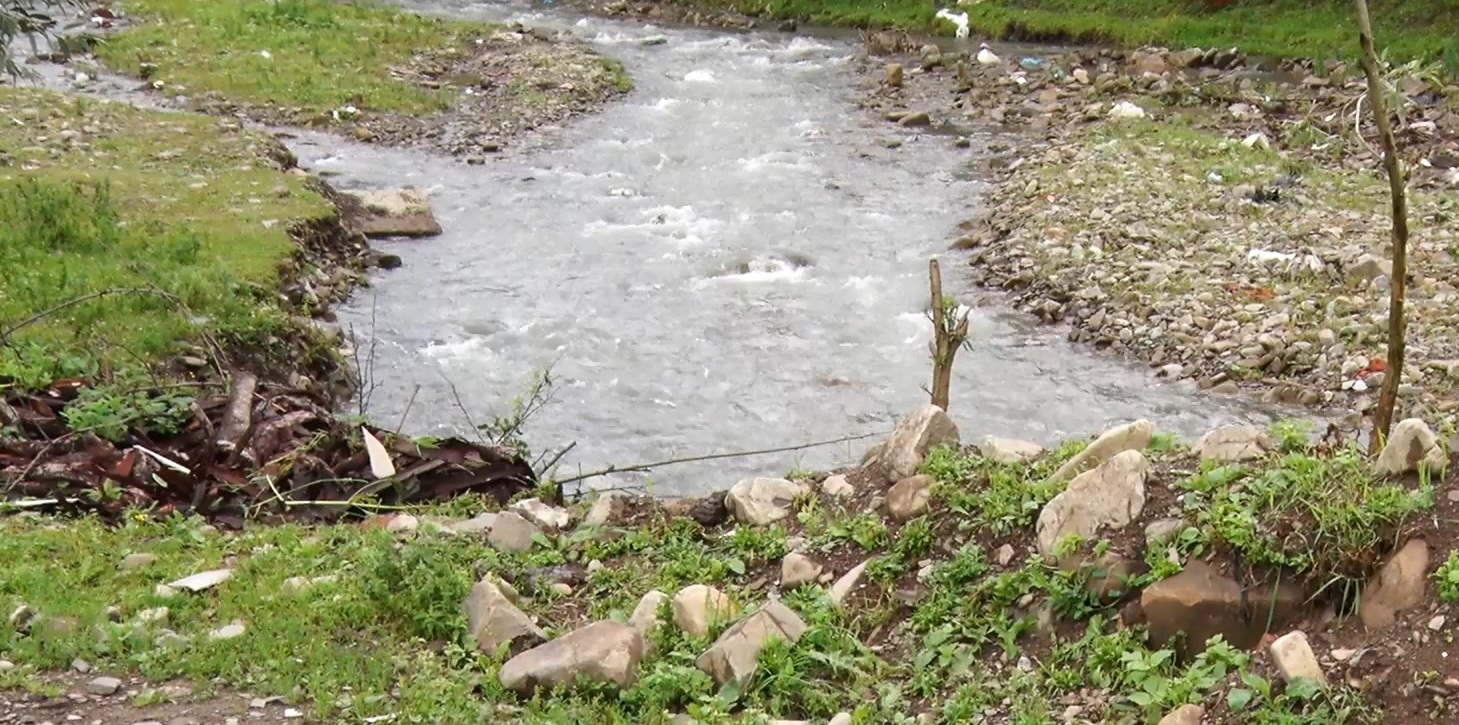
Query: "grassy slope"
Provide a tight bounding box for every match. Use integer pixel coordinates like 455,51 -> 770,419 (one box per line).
0,88 -> 332,389
1,422 -> 1444,723
684,0 -> 1459,66
95,0 -> 498,118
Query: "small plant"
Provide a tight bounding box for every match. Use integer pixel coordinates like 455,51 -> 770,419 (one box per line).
61,384 -> 193,441
1433,550 -> 1459,602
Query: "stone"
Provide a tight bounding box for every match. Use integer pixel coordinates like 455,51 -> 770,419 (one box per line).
339,187 -> 442,238
167,568 -> 233,592
488,512 -> 541,553
1193,424 -> 1272,462
686,491 -> 730,526
137,607 -> 170,625
1144,519 -> 1185,547
512,498 -> 573,531
1358,538 -> 1430,630
897,111 -> 931,127
464,577 -> 546,654
885,63 -> 903,88
282,575 -> 336,596
869,405 -> 960,480
672,584 -> 737,638
780,553 -> 822,589
385,513 -> 419,534
208,621 -> 246,640
0,660 -> 12,671
1269,630 -> 1327,687
1074,552 -> 1146,603
829,714 -> 853,725
1036,450 -> 1149,556
87,676 -> 122,696
549,582 -> 573,596
121,553 -> 158,570
1141,560 -> 1302,657
446,512 -> 497,535
726,477 -> 806,525
830,560 -> 870,607
1158,704 -> 1204,725
1373,419 -> 1448,476
584,492 -> 627,527
498,621 -> 644,694
1134,52 -> 1169,75
977,435 -> 1044,464
1347,254 -> 1391,284
887,475 -> 933,520
1052,419 -> 1155,480
696,601 -> 808,687
995,544 -> 1016,567
629,590 -> 669,639
820,474 -> 855,497
8,604 -> 34,630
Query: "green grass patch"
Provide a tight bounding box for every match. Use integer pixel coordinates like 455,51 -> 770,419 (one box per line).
96,0 -> 492,117
0,87 -> 332,390
670,0 -> 1459,69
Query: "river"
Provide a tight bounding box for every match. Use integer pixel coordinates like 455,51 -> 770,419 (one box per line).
279,0 -> 1285,496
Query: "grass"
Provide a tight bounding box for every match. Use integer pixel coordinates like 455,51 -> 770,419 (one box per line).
669,0 -> 1459,69
2,418 -> 1421,723
0,87 -> 334,391
95,0 -> 490,118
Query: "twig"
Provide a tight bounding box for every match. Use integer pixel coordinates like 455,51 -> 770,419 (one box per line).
535,440 -> 577,479
1354,0 -> 1410,452
0,288 -> 178,344
553,430 -> 889,489
395,383 -> 421,434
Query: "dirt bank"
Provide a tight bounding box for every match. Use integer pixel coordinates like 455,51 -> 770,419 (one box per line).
841,39 -> 1459,433
42,1 -> 631,159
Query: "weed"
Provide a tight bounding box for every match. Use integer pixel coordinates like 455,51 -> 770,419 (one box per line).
1433,550 -> 1459,602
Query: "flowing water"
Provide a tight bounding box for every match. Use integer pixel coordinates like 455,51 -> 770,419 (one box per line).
39,0 -> 1292,496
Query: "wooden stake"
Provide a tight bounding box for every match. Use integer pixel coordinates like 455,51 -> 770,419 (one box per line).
928,259 -> 970,411
1353,0 -> 1410,453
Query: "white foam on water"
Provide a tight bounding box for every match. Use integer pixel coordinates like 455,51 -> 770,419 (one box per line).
649,97 -> 683,111
683,69 -> 718,83
421,336 -> 500,366
737,151 -> 816,174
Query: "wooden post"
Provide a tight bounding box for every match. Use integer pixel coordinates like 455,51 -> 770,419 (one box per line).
1353,0 -> 1410,453
928,259 -> 970,411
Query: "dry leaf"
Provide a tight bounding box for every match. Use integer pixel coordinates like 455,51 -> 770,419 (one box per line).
361,427 -> 396,479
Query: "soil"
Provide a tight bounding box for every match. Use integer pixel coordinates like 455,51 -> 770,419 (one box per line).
0,671 -> 297,725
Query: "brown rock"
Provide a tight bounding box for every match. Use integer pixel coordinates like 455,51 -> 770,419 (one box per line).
498,621 -> 644,694
887,475 -> 933,521
1140,561 -> 1299,658
339,188 -> 442,238
1158,704 -> 1204,725
464,577 -> 545,655
1358,538 -> 1430,630
696,601 -> 807,686
885,62 -> 903,88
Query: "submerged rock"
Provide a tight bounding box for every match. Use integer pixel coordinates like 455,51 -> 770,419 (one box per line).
339,187 -> 443,238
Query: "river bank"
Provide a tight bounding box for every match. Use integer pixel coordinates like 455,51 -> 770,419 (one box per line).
81,0 -> 632,159
3,407 -> 1456,724
847,41 -> 1459,434
0,0 -> 633,519
580,0 -> 1459,69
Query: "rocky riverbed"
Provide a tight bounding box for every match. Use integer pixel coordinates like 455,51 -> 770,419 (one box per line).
854,39 -> 1459,433
6,405 -> 1456,724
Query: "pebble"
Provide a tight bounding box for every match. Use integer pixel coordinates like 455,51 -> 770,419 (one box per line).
209,622 -> 247,640
86,676 -> 122,696
1429,615 -> 1447,631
